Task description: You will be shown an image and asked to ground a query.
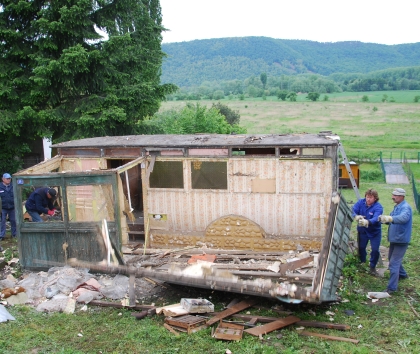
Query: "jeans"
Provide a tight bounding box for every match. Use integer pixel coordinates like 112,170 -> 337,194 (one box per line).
358,230 -> 381,268
387,243 -> 409,291
27,210 -> 44,222
1,208 -> 16,237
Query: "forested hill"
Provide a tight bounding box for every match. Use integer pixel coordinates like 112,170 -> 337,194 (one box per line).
161,37 -> 420,87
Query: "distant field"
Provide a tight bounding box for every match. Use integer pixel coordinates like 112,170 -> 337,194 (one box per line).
160,91 -> 420,159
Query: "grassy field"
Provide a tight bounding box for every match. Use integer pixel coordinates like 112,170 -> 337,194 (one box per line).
161,91 -> 420,160
1,95 -> 420,353
1,173 -> 419,353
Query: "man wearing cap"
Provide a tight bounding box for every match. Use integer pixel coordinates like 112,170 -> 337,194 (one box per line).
25,187 -> 57,222
379,188 -> 412,293
0,173 -> 17,239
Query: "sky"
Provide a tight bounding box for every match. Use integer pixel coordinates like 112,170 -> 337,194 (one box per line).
160,0 -> 420,45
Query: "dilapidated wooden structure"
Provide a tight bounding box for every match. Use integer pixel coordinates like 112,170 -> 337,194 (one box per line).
13,132 -> 353,303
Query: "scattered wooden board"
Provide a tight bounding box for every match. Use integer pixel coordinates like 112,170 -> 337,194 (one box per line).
244,316 -> 301,336
213,321 -> 244,341
299,331 -> 359,344
207,298 -> 258,326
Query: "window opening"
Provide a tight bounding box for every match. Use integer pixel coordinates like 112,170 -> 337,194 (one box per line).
67,184 -> 115,222
191,161 -> 227,190
149,161 -> 183,188
232,148 -> 275,156
279,148 -> 299,155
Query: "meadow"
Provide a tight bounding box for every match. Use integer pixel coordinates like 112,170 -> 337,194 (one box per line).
161,90 -> 420,160
1,93 -> 419,353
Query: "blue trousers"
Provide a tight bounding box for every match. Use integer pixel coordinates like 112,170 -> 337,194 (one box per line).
387,243 -> 408,291
1,208 -> 16,238
358,230 -> 381,268
27,210 -> 44,222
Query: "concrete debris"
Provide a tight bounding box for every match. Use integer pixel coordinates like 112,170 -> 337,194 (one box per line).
0,304 -> 15,322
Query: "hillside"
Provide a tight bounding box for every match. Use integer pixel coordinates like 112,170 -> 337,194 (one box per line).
161,37 -> 420,87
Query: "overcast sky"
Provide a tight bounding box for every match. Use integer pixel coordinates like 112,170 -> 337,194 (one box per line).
160,0 -> 420,45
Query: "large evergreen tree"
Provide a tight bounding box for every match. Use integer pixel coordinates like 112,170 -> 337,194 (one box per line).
0,0 -> 176,172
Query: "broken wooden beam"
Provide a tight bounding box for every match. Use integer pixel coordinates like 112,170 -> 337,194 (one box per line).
278,256 -> 314,274
296,320 -> 350,331
207,298 -> 258,326
299,331 -> 359,344
244,315 -> 301,336
89,300 -> 155,311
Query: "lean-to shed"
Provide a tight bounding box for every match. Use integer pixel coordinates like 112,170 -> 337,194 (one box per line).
13,132 -> 353,303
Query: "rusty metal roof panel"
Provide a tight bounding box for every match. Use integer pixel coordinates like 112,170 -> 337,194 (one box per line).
52,133 -> 340,149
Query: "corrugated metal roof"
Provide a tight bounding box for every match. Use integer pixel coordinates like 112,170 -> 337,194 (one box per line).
52,133 -> 340,149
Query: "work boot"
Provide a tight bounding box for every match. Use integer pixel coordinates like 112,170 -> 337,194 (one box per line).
369,267 -> 378,276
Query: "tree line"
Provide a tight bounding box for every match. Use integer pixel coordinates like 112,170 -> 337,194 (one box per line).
167,66 -> 420,101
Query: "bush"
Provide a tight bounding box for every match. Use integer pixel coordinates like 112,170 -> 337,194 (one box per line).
360,169 -> 384,182
211,102 -> 240,125
362,95 -> 369,102
137,103 -> 246,135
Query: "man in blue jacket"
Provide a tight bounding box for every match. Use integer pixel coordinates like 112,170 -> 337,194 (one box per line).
352,189 -> 383,275
25,187 -> 57,222
379,188 -> 412,294
0,173 -> 17,239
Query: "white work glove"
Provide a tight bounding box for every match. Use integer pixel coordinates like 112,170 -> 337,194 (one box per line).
354,215 -> 364,221
379,215 -> 393,223
358,218 -> 369,228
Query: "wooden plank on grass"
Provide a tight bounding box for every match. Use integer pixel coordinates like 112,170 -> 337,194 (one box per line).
299,331 -> 359,344
244,315 -> 301,336
206,298 -> 258,326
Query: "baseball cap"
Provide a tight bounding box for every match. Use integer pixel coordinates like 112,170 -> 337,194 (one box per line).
3,173 -> 11,178
392,188 -> 406,196
48,188 -> 57,198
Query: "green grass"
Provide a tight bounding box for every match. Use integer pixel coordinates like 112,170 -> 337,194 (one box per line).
161,91 -> 420,160
2,172 -> 420,353
3,99 -> 420,352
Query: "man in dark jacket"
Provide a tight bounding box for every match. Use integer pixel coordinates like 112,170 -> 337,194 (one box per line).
25,187 -> 57,222
0,173 -> 16,239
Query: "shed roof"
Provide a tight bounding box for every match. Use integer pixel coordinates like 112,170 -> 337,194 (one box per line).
52,132 -> 340,149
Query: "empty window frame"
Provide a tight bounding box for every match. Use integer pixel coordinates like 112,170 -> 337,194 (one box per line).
232,148 -> 275,156
149,161 -> 184,188
279,147 -> 299,155
191,161 -> 227,190
67,184 -> 115,222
